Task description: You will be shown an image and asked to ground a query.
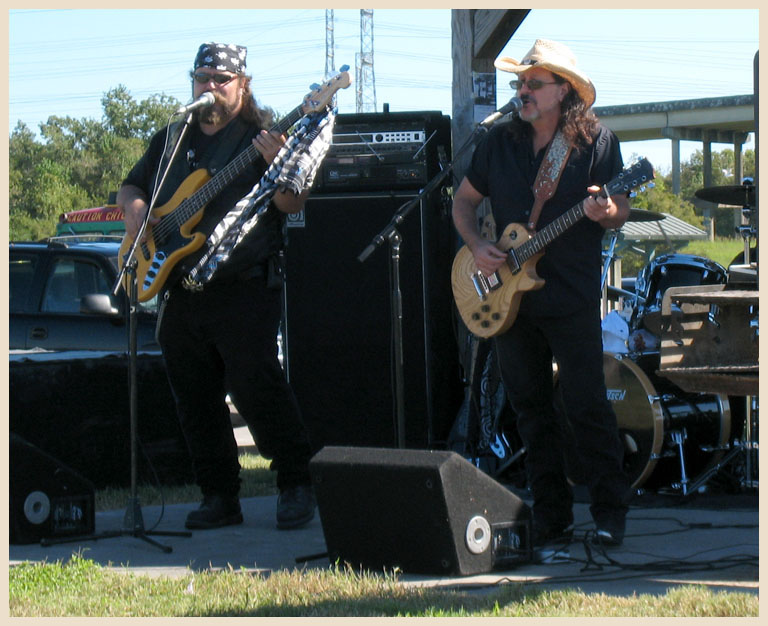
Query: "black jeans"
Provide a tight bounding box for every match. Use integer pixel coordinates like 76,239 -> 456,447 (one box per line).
494,307 -> 630,530
158,275 -> 313,495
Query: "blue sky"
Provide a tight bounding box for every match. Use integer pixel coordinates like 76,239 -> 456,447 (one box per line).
8,8 -> 760,174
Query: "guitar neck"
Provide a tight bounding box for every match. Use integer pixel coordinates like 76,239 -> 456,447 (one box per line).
514,202 -> 587,265
174,102 -> 306,222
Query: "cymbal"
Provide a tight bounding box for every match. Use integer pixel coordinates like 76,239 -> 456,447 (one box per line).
628,208 -> 665,222
694,184 -> 756,206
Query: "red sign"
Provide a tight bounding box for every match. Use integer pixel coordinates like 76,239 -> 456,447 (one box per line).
60,205 -> 124,224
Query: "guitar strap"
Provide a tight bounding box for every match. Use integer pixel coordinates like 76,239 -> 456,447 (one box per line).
526,129 -> 573,232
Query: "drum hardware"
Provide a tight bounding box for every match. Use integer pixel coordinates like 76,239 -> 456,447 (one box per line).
695,180 -> 758,272
678,394 -> 759,494
601,351 -> 731,494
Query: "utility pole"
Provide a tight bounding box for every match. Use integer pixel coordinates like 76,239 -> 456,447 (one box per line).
356,9 -> 376,112
325,9 -> 335,79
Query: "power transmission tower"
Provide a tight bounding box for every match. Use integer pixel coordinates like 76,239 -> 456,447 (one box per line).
356,9 -> 376,113
325,9 -> 335,78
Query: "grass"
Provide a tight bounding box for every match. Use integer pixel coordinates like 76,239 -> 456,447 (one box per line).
95,453 -> 275,511
679,237 -> 746,268
8,554 -> 757,617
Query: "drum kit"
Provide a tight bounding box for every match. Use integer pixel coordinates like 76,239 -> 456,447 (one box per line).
453,182 -> 758,497
600,181 -> 758,496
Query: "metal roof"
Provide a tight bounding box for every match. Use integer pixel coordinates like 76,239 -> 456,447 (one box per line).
618,213 -> 708,242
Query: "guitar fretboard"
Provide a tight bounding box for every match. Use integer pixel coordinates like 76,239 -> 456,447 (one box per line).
160,102 -> 306,234
512,201 -> 587,266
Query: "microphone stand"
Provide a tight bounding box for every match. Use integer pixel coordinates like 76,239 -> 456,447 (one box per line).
357,120 -> 496,449
42,114 -> 196,552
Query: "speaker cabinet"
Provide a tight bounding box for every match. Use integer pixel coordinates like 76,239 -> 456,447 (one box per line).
310,446 -> 532,575
10,433 -> 96,544
284,190 -> 462,450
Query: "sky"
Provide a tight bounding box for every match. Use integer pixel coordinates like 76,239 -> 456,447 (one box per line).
7,8 -> 761,174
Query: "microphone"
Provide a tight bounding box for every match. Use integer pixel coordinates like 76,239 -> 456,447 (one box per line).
175,92 -> 215,115
479,97 -> 523,127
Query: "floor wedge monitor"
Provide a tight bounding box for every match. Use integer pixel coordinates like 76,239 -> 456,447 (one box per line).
310,446 -> 532,576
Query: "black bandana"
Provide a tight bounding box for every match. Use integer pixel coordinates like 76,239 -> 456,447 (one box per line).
194,42 -> 247,74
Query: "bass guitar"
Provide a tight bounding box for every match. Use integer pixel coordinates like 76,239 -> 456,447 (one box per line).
119,68 -> 351,302
452,158 -> 654,338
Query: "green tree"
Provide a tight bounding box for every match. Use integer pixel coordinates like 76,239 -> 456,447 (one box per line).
678,148 -> 755,237
8,88 -> 180,240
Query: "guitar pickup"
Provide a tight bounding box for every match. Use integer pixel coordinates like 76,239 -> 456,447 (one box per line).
471,270 -> 502,300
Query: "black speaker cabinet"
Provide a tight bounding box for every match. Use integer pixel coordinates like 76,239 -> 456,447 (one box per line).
310,446 -> 532,576
284,190 -> 462,450
10,433 -> 96,544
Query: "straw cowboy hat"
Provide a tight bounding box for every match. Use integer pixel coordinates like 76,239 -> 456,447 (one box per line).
495,39 -> 596,108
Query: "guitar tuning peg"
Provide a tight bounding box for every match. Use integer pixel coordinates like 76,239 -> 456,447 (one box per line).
310,83 -> 320,90
648,182 -> 656,189
629,191 -> 637,198
340,64 -> 350,72
639,186 -> 646,193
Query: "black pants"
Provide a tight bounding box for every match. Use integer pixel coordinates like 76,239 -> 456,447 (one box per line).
494,307 -> 630,531
158,275 -> 313,495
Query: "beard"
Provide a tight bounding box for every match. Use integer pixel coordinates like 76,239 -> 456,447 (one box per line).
197,92 -> 238,125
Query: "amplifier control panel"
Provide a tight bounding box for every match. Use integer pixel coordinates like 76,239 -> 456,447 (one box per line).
315,111 -> 450,193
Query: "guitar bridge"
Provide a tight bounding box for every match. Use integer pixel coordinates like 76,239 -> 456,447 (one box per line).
471,270 -> 502,300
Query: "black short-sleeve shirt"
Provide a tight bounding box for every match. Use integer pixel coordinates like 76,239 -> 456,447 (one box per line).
466,122 -> 623,317
122,116 -> 284,285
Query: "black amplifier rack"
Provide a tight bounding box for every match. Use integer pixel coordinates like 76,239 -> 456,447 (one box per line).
316,111 -> 450,193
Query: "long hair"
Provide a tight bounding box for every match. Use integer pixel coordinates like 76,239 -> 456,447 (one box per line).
238,75 -> 275,130
505,74 -> 599,150
557,77 -> 599,147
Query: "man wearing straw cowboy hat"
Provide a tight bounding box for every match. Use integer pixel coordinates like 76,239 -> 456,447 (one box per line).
452,39 -> 632,549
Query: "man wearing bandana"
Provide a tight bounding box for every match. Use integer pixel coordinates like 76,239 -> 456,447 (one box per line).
118,43 -> 316,531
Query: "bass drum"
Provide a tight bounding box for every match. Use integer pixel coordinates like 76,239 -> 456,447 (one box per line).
604,352 -> 731,490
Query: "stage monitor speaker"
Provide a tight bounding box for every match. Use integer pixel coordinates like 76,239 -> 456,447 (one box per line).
10,433 -> 96,545
284,190 -> 462,450
310,446 -> 532,576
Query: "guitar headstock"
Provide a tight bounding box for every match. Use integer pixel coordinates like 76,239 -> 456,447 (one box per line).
301,65 -> 352,114
606,158 -> 655,198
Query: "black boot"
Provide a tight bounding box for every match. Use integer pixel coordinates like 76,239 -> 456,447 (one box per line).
185,494 -> 243,530
276,485 -> 316,530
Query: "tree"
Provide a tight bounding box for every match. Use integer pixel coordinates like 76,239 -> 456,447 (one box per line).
8,88 -> 180,240
677,147 -> 756,237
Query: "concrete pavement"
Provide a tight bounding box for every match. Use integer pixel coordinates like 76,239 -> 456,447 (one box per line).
9,428 -> 759,598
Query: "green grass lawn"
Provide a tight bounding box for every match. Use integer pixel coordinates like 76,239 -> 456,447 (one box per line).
9,554 -> 758,617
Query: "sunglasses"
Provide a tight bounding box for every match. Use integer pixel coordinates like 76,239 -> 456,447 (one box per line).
509,78 -> 558,91
192,72 -> 238,85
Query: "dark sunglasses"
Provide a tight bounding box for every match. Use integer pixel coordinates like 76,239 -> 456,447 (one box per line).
509,78 -> 558,91
192,72 -> 238,85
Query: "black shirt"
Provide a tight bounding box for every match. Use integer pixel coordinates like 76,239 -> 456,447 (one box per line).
466,121 -> 623,317
122,115 -> 285,285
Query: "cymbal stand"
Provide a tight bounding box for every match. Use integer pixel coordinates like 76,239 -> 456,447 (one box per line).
601,229 -> 621,291
736,201 -> 757,265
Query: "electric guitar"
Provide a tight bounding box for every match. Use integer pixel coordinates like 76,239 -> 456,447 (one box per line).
452,158 -> 654,338
119,68 -> 351,302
